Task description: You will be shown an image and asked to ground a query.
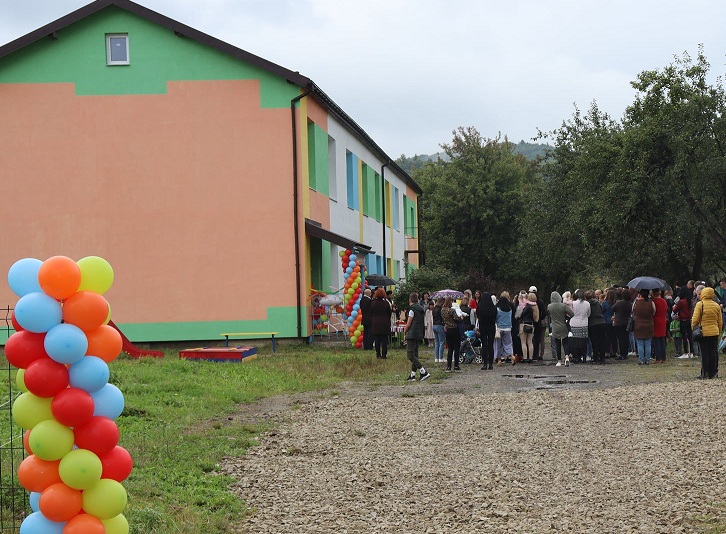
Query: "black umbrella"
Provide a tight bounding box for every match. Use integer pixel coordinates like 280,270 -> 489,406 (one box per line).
365,274 -> 397,287
627,276 -> 671,291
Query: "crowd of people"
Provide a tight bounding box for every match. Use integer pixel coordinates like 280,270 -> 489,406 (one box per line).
407,280 -> 726,381
359,280 -> 726,382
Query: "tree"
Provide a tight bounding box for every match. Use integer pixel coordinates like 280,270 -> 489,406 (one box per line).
413,127 -> 533,282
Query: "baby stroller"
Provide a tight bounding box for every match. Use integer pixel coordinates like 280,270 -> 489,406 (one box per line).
459,329 -> 483,364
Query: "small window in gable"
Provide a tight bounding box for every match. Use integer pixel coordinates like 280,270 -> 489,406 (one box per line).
106,34 -> 129,65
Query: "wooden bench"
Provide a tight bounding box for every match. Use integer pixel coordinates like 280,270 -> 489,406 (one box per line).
220,332 -> 278,352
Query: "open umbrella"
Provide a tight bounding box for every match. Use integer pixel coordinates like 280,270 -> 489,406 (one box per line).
627,276 -> 671,291
430,289 -> 465,300
365,274 -> 397,287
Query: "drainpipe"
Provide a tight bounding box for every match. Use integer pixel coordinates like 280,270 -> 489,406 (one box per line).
381,162 -> 389,275
291,86 -> 312,339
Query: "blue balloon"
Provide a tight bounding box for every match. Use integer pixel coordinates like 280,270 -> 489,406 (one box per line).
351,310 -> 358,318
44,324 -> 88,365
14,292 -> 62,333
69,356 -> 109,393
29,492 -> 40,512
19,512 -> 65,534
91,383 -> 125,420
353,304 -> 360,311
8,258 -> 43,298
349,254 -> 357,261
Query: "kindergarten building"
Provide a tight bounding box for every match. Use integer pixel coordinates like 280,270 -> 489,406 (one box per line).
0,0 -> 421,342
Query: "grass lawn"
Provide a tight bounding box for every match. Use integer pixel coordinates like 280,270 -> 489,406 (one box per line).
0,341 -> 409,533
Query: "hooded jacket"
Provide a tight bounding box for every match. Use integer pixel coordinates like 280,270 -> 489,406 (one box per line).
547,291 -> 573,340
692,287 -> 723,337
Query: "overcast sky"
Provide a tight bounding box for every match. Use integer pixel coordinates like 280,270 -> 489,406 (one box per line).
1,1 -> 725,157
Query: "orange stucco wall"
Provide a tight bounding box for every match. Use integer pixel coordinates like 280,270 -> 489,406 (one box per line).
0,79 -> 297,323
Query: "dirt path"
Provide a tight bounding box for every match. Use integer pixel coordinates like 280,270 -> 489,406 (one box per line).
220,357 -> 725,533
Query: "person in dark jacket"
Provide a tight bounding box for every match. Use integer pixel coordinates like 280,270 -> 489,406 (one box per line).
360,288 -> 373,350
369,288 -> 392,359
633,288 -> 655,365
611,290 -> 632,360
587,290 -> 606,363
432,298 -> 446,363
403,292 -> 430,382
476,292 -> 498,370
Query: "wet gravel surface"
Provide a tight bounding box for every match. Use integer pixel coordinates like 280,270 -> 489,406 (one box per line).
221,356 -> 726,533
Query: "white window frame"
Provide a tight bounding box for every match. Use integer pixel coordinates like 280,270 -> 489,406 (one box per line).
106,34 -> 130,65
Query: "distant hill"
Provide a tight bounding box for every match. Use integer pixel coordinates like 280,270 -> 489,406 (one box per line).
396,142 -> 551,174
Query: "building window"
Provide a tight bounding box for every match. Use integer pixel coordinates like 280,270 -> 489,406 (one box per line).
346,151 -> 359,210
106,34 -> 129,65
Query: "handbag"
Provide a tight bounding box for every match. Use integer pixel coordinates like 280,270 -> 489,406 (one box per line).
626,315 -> 634,333
692,325 -> 703,342
495,326 -> 501,339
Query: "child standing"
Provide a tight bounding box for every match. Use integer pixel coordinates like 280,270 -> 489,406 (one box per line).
669,315 -> 682,357
424,301 -> 435,347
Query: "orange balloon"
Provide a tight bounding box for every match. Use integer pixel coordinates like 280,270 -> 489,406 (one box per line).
38,256 -> 81,301
63,514 -> 105,534
23,429 -> 32,455
85,325 -> 123,363
62,291 -> 110,332
39,482 -> 83,522
17,455 -> 62,492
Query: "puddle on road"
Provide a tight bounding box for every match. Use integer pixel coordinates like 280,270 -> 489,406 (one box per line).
502,374 -> 597,389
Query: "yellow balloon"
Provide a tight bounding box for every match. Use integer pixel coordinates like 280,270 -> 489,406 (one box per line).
102,513 -> 130,534
104,303 -> 112,325
77,256 -> 114,295
59,449 -> 103,490
82,479 -> 127,519
12,392 -> 53,429
28,420 -> 74,461
16,369 -> 28,392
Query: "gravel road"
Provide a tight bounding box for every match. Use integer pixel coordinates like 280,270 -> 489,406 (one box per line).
221,358 -> 725,533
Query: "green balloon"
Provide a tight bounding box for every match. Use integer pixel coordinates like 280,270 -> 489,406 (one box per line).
102,513 -> 130,534
59,448 -> 103,490
82,479 -> 128,519
12,392 -> 53,429
28,420 -> 74,461
16,369 -> 28,393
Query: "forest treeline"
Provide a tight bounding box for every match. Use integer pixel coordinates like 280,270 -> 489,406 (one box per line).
394,48 -> 726,302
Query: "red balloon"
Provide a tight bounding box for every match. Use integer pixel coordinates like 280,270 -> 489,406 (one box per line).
99,446 -> 133,482
63,514 -> 105,534
24,359 -> 69,398
17,455 -> 62,492
5,331 -> 48,369
74,417 -> 119,455
52,388 -> 94,427
11,311 -> 23,332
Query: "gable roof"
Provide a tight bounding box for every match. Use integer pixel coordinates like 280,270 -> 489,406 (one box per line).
0,0 -> 420,194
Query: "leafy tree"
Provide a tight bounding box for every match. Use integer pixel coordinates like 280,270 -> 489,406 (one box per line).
393,264 -> 457,312
413,127 -> 533,282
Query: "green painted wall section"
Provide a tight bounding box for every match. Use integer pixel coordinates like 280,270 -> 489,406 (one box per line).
0,306 -> 307,345
0,7 -> 300,107
307,121 -> 329,195
118,306 -> 304,341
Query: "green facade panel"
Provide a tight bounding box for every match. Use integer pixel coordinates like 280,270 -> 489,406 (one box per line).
0,7 -> 300,107
118,306 -> 303,342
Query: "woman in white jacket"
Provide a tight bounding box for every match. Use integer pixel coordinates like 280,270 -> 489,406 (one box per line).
569,289 -> 591,363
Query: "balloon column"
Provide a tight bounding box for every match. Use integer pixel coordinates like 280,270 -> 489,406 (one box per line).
7,256 -> 131,534
339,249 -> 365,348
